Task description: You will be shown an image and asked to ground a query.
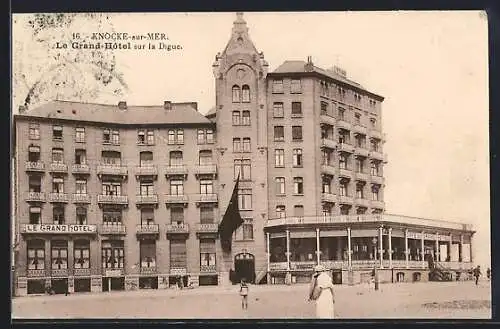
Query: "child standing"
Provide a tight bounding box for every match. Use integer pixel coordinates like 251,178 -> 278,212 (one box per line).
239,279 -> 249,310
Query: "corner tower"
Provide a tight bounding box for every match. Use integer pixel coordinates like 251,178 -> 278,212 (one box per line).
212,13 -> 270,285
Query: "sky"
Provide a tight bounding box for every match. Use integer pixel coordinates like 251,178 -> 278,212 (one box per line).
12,11 -> 490,267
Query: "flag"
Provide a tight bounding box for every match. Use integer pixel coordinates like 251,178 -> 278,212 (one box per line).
218,174 -> 243,252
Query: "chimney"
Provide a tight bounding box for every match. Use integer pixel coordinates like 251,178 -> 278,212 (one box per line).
18,105 -> 26,113
118,101 -> 127,110
305,56 -> 314,72
164,101 -> 172,111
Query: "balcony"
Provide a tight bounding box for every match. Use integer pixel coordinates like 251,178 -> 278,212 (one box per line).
353,124 -> 368,135
73,193 -> 91,204
371,175 -> 384,184
320,114 -> 336,126
370,150 -> 384,161
165,165 -> 188,179
339,168 -> 352,179
25,192 -> 46,203
194,164 -> 217,178
48,192 -> 69,203
164,194 -> 189,207
100,224 -> 127,235
264,215 -> 383,228
27,269 -> 46,277
370,129 -> 383,140
383,214 -> 467,231
135,165 -> 158,179
166,223 -> 190,237
136,224 -> 160,236
102,268 -> 125,277
370,200 -> 385,209
97,164 -> 128,179
407,261 -> 426,269
193,193 -> 218,206
337,120 -> 352,130
351,260 -> 377,269
320,164 -> 335,177
25,161 -> 45,172
51,268 -> 69,277
49,162 -> 68,174
290,261 -> 316,271
195,222 -> 219,238
320,138 -> 337,150
355,171 -> 370,182
338,142 -> 354,153
354,147 -> 370,158
321,260 -> 347,269
136,194 -> 159,207
200,265 -> 217,273
140,267 -> 158,275
73,268 -> 91,276
170,267 -> 187,276
71,164 -> 91,175
269,262 -> 288,271
338,195 -> 354,204
355,198 -> 370,208
97,194 -> 128,206
321,192 -> 336,204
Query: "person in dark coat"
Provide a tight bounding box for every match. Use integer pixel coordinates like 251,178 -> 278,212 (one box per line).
473,265 -> 481,285
486,268 -> 491,281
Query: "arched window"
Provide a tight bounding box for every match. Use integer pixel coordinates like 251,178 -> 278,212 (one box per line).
232,85 -> 241,103
242,85 -> 250,103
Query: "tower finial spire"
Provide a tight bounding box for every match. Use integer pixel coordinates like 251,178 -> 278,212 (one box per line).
236,12 -> 244,21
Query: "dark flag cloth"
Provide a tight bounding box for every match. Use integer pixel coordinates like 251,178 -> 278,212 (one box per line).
218,174 -> 243,252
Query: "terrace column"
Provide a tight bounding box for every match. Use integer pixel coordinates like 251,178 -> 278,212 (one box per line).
459,234 -> 463,262
378,226 -> 383,268
469,236 -> 473,263
286,229 -> 290,271
315,228 -> 320,265
266,232 -> 270,273
404,229 -> 409,269
388,227 -> 393,268
420,231 -> 425,269
435,232 -> 440,262
347,227 -> 352,269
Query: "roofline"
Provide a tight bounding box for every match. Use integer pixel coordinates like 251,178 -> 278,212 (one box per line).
267,71 -> 385,102
13,114 -> 216,129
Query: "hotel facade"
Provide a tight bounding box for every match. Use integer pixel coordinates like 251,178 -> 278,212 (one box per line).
12,13 -> 475,295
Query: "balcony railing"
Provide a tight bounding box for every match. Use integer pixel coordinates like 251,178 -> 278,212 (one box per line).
51,268 -> 69,277
195,223 -> 219,234
383,214 -> 469,231
339,168 -> 352,179
337,120 -> 352,130
193,193 -> 218,205
354,147 -> 370,158
135,165 -> 157,177
194,164 -> 217,177
269,262 -> 288,271
353,124 -> 368,135
370,130 -> 383,140
97,194 -> 128,205
140,266 -> 158,275
48,192 -> 69,203
321,260 -> 347,269
320,138 -> 337,150
200,265 -> 217,273
321,192 -> 336,204
165,165 -> 188,177
166,223 -> 190,234
97,164 -> 128,177
355,198 -> 370,208
73,193 -> 91,204
100,224 -> 126,235
136,194 -> 159,205
73,268 -> 91,276
25,192 -> 46,202
407,261 -> 427,269
49,162 -> 68,173
136,224 -> 160,234
370,150 -> 384,160
290,261 -> 316,270
25,161 -> 45,172
320,114 -> 336,126
164,194 -> 189,205
351,260 -> 377,269
338,143 -> 354,153
71,164 -> 91,175
355,172 -> 370,182
370,200 -> 385,209
320,164 -> 335,177
27,269 -> 46,277
338,195 -> 354,204
371,175 -> 384,185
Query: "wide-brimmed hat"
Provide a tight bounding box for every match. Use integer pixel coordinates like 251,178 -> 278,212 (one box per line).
314,265 -> 327,272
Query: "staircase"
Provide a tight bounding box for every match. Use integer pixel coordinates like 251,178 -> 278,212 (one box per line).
427,255 -> 452,281
254,267 -> 267,285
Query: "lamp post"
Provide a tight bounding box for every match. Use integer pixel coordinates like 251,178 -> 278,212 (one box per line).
372,237 -> 379,291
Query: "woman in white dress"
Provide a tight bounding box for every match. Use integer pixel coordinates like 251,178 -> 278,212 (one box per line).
309,265 -> 335,319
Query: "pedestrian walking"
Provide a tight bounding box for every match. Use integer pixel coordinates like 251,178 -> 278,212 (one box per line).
308,265 -> 335,319
239,279 -> 249,310
473,265 -> 481,285
487,267 -> 491,281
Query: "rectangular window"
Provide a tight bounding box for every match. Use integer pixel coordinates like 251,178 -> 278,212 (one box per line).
75,179 -> 87,194
356,184 -> 364,198
27,240 -> 45,270
141,208 -> 154,225
272,79 -> 284,93
200,239 -> 216,266
29,123 -> 40,140
102,208 -> 122,224
101,241 -> 124,269
199,150 -> 213,165
322,179 -> 331,194
340,182 -> 348,197
371,139 -> 379,151
176,129 -> 184,144
355,113 -> 361,125
51,148 -> 64,163
371,161 -> 380,176
200,206 -> 214,224
140,181 -> 154,196
276,205 -> 286,218
322,149 -> 332,166
170,180 -> 184,195
52,125 -> 63,140
168,130 -> 176,144
293,149 -> 303,167
147,130 -> 154,145
75,127 -> 85,143
273,102 -> 284,118
102,182 -> 121,196
292,126 -> 303,141
169,151 -> 183,166
111,130 -> 120,145
232,111 -> 241,125
241,111 -> 250,125
235,219 -> 254,240
51,240 -> 68,270
206,129 -> 214,144
339,154 -> 348,169
356,158 -> 365,173
321,102 -> 328,115
197,129 -> 205,144
242,138 -> 251,152
293,205 -> 304,218
233,138 -> 241,152
274,126 -> 284,141
291,102 -> 302,116
170,240 -> 187,268
29,176 -> 41,192
200,180 -> 213,194
101,151 -> 121,165
290,79 -> 301,93
52,177 -> 64,193
140,240 -> 156,268
28,146 -> 41,162
234,159 -> 251,180
103,129 -> 111,143
74,240 -> 90,269
275,149 -> 284,167
238,189 -> 252,210
29,207 -> 41,224
171,207 -> 184,224
76,207 -> 87,225
338,108 -> 345,120
372,185 -> 380,201
293,177 -> 304,195
75,149 -> 87,165
275,177 -> 285,195
137,130 -> 146,144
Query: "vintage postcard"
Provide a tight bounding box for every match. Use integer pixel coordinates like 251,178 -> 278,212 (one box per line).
10,11 -> 490,319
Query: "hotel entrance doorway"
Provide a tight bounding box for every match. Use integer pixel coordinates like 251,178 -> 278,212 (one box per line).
234,252 -> 255,283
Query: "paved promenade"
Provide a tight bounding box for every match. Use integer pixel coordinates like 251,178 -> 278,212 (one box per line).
12,280 -> 491,319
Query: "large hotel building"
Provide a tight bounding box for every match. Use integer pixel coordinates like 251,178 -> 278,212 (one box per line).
12,13 -> 475,295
